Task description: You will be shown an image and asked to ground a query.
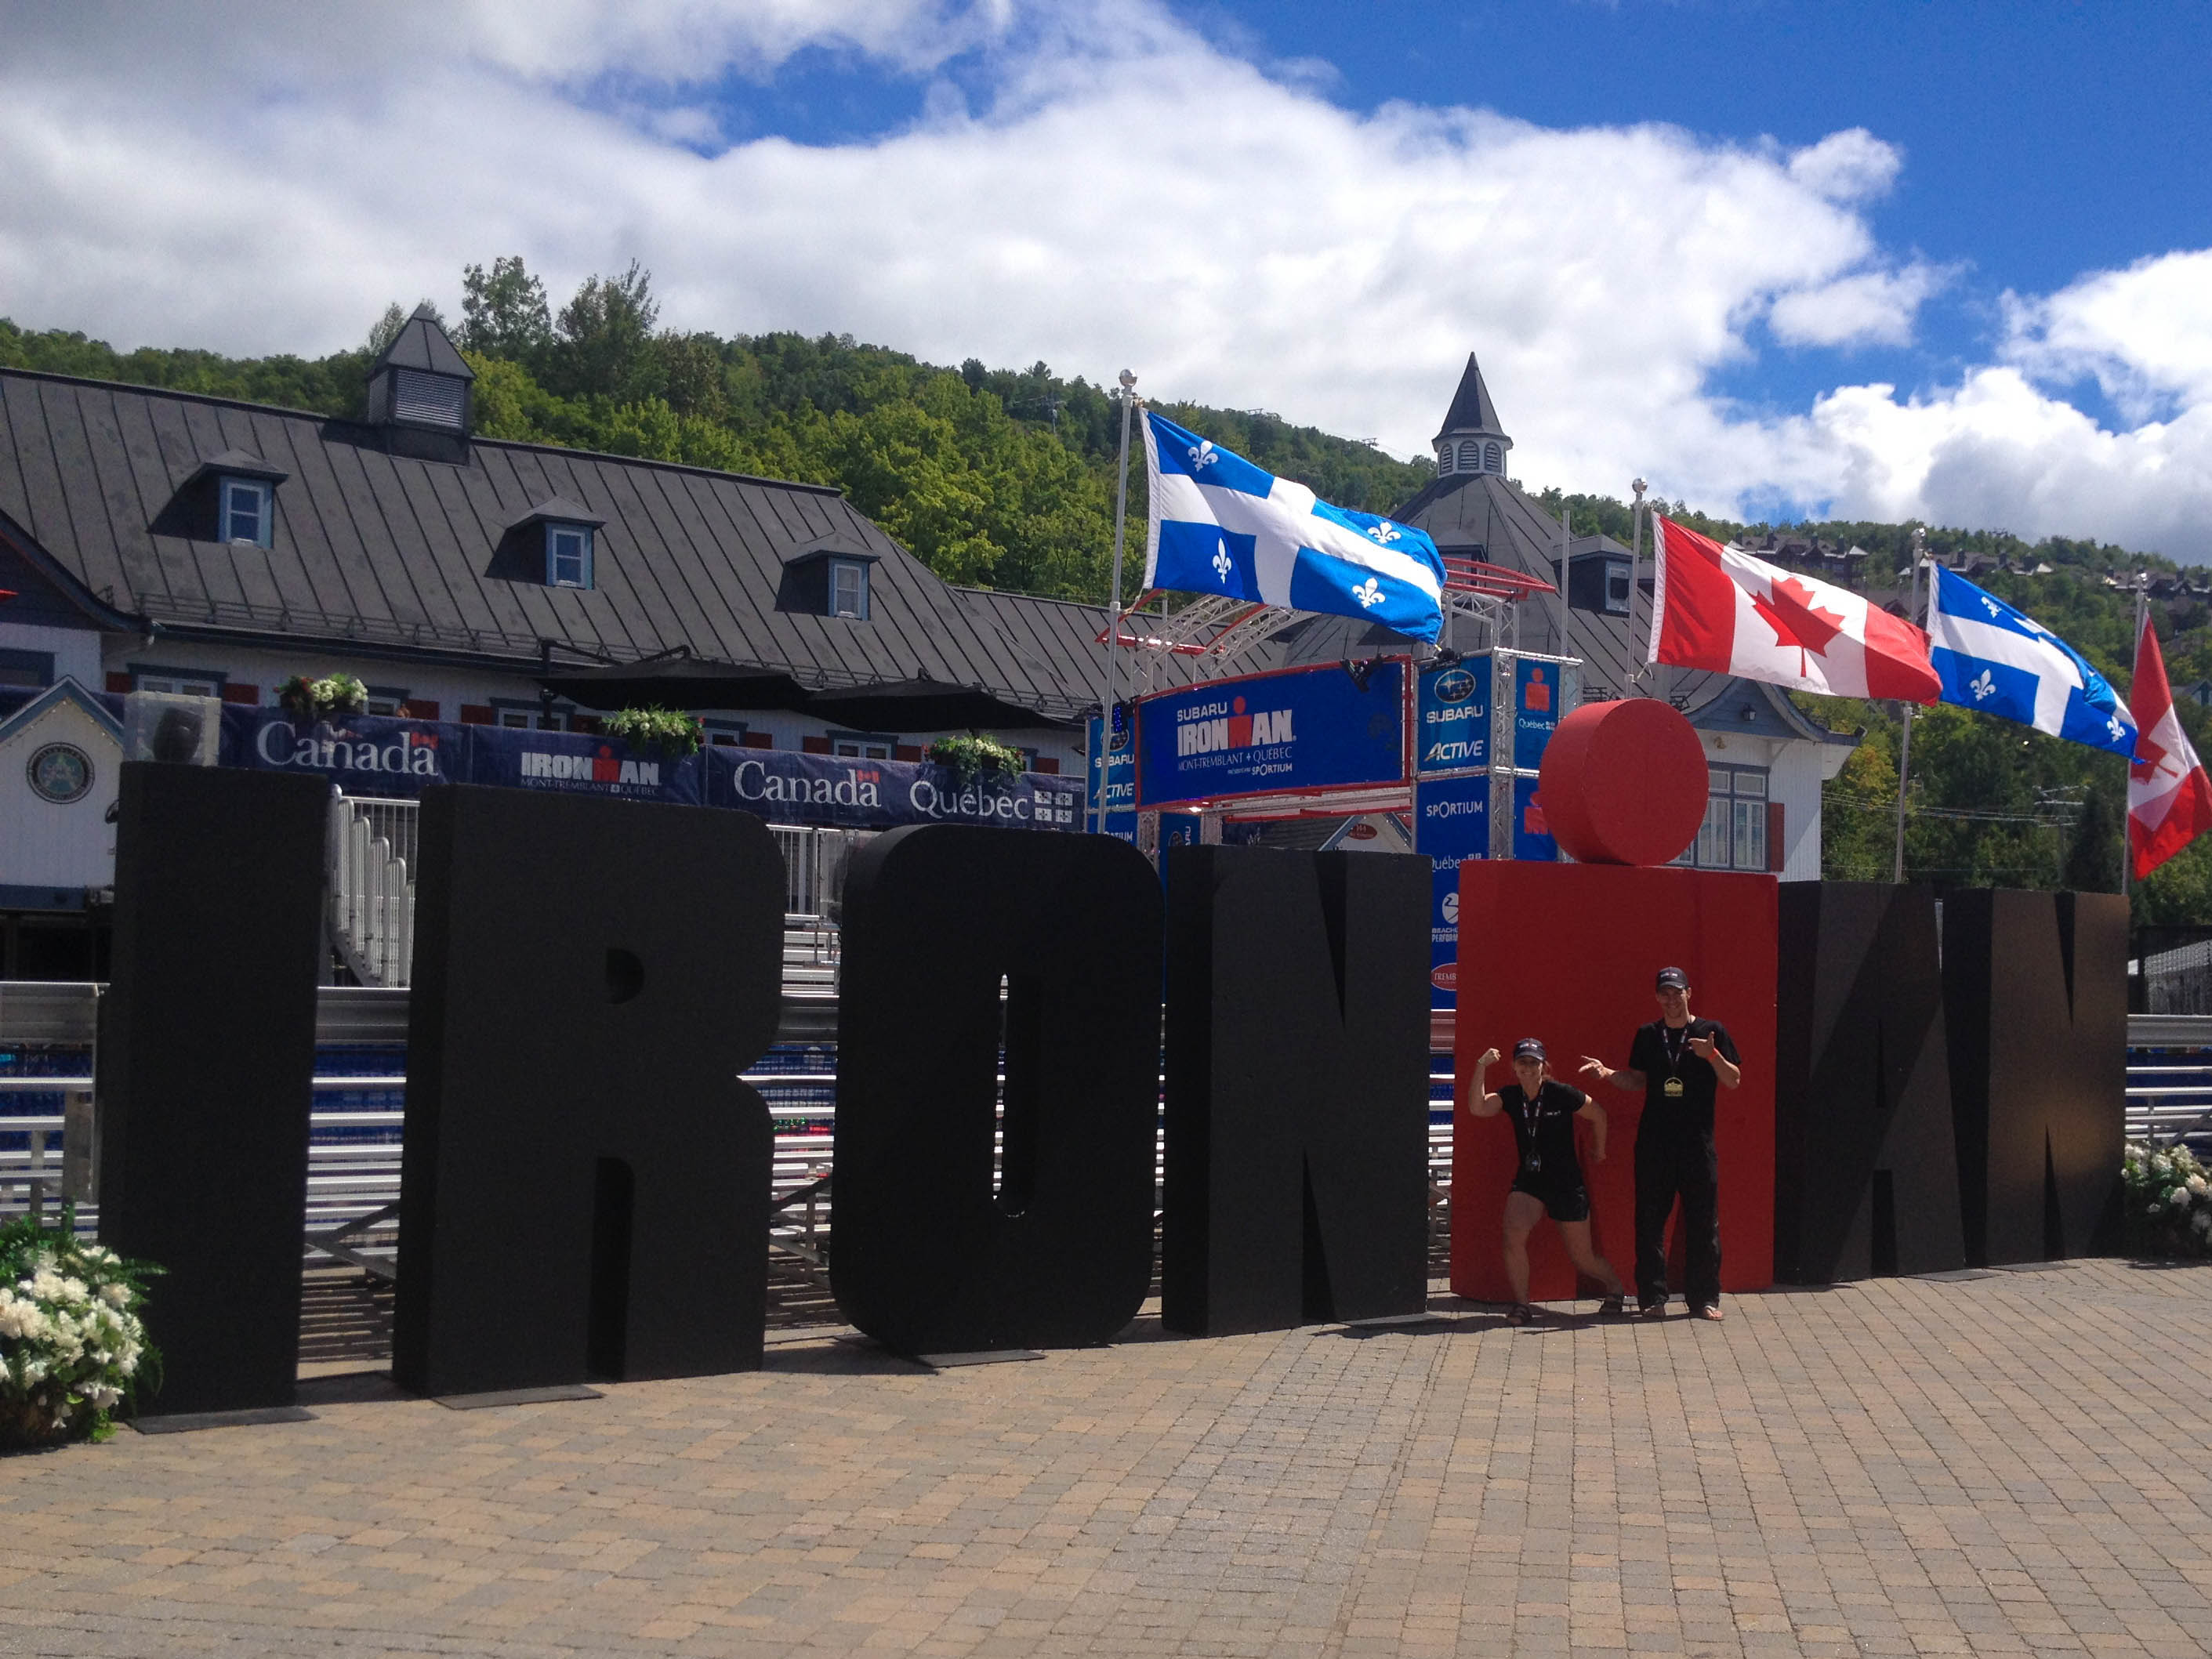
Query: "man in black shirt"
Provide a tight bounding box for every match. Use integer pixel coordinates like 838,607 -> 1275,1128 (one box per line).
1469,1038 -> 1628,1324
1579,967 -> 1742,1320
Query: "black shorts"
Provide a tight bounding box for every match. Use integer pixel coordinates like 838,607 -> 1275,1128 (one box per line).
1510,1173 -> 1591,1224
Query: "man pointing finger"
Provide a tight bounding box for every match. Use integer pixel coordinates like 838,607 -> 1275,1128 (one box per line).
1578,966 -> 1741,1320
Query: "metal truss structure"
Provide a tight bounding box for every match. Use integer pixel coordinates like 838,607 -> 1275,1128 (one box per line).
1100,555 -> 1557,690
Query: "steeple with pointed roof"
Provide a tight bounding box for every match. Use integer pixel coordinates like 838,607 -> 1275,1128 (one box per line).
1431,353 -> 1512,480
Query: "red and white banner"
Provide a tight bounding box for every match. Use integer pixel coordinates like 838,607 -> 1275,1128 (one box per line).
1649,516 -> 1940,702
2128,612 -> 2212,880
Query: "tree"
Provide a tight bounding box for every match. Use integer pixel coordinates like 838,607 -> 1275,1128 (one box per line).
458,256 -> 552,362
2064,784 -> 2120,893
549,262 -> 661,402
656,332 -> 730,422
365,300 -> 446,357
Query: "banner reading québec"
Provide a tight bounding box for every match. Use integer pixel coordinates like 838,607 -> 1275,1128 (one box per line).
1136,660 -> 1406,809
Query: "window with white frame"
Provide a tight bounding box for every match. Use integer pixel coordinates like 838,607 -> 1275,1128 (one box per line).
364,687 -> 408,716
219,476 -> 273,547
546,523 -> 593,589
831,732 -> 891,759
1485,440 -> 1503,473
1605,566 -> 1631,615
829,559 -> 869,619
1678,763 -> 1770,871
497,705 -> 570,731
133,670 -> 222,697
1457,439 -> 1480,472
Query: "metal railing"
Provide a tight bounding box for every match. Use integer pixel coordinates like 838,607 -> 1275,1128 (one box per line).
328,791 -> 416,987
322,802 -> 870,991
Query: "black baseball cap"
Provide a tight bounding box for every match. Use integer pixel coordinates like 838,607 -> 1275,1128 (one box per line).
1655,966 -> 1689,990
1512,1038 -> 1546,1062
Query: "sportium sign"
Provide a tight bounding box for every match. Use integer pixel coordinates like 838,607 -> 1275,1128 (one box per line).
1136,661 -> 1405,808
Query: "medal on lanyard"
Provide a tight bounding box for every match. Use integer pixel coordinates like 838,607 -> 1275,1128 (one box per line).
1663,1025 -> 1688,1098
1521,1088 -> 1542,1175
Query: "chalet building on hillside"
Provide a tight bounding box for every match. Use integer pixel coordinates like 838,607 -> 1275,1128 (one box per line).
0,320 -> 1858,970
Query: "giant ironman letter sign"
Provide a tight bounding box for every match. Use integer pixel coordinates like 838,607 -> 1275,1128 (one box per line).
1160,846 -> 1431,1335
1942,889 -> 2127,1265
1773,882 -> 1964,1282
100,764 -> 328,1416
832,824 -> 1162,1353
392,785 -> 782,1395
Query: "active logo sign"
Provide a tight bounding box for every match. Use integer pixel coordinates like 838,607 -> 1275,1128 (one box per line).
1417,655 -> 1490,773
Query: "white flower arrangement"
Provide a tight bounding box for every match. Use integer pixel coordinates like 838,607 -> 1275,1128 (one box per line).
2126,1139 -> 2212,1262
0,1212 -> 158,1447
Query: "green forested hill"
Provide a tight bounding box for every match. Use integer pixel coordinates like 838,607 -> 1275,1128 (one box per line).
8,255 -> 2212,919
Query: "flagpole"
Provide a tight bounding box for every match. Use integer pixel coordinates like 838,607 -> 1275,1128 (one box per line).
1629,477 -> 1648,689
2124,576 -> 2149,899
1098,370 -> 1137,829
1891,528 -> 1925,883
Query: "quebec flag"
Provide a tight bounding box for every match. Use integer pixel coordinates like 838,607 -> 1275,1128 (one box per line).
1141,412 -> 1447,643
1925,564 -> 2137,759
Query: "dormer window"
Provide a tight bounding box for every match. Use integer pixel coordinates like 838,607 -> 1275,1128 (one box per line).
219,476 -> 273,547
829,559 -> 869,619
492,495 -> 605,590
547,523 -> 594,589
775,538 -> 881,621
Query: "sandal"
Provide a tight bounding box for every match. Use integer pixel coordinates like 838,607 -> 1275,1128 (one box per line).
1598,1295 -> 1625,1317
1693,1303 -> 1724,1322
1637,1299 -> 1667,1318
1504,1303 -> 1536,1326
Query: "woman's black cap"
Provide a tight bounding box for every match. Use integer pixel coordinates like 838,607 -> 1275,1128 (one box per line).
1512,1038 -> 1546,1062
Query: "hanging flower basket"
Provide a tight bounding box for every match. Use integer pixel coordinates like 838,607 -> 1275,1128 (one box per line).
0,1210 -> 160,1450
604,706 -> 705,758
926,735 -> 1024,786
276,672 -> 368,724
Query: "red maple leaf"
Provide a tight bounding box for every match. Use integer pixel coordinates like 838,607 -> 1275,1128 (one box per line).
1751,574 -> 1847,671
2134,726 -> 2168,781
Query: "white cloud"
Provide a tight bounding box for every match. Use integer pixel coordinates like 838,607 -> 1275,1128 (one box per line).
1785,128 -> 1902,204
0,0 -> 2207,559
1770,262 -> 1951,350
2003,248 -> 2212,419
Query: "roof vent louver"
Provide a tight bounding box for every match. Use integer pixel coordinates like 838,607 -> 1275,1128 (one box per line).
393,369 -> 466,430
364,307 -> 474,447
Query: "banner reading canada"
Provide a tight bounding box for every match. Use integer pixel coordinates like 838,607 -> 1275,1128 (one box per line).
1135,660 -> 1406,809
221,708 -> 1081,831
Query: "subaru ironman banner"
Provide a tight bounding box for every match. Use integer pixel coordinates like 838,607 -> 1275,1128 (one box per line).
1085,713 -> 1138,842
1136,660 -> 1406,809
1416,654 -> 1491,773
1414,768 -> 1489,1006
1510,655 -> 1565,770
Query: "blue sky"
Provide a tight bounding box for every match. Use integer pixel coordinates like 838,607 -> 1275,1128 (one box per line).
2,0 -> 2209,556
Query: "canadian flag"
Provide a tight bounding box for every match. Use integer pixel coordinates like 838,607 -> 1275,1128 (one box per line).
2127,612 -> 2212,880
1650,516 -> 1941,702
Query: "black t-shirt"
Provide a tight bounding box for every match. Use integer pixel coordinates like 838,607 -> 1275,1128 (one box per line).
1499,1079 -> 1588,1183
1629,1017 -> 1740,1136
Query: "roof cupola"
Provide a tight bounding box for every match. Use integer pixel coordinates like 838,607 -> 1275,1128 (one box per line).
1431,353 -> 1512,480
364,305 -> 475,439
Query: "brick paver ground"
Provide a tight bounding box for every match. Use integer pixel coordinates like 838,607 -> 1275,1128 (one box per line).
5,1261 -> 2212,1657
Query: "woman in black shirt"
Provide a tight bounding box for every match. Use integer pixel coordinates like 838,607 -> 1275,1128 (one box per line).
1470,1038 -> 1628,1324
